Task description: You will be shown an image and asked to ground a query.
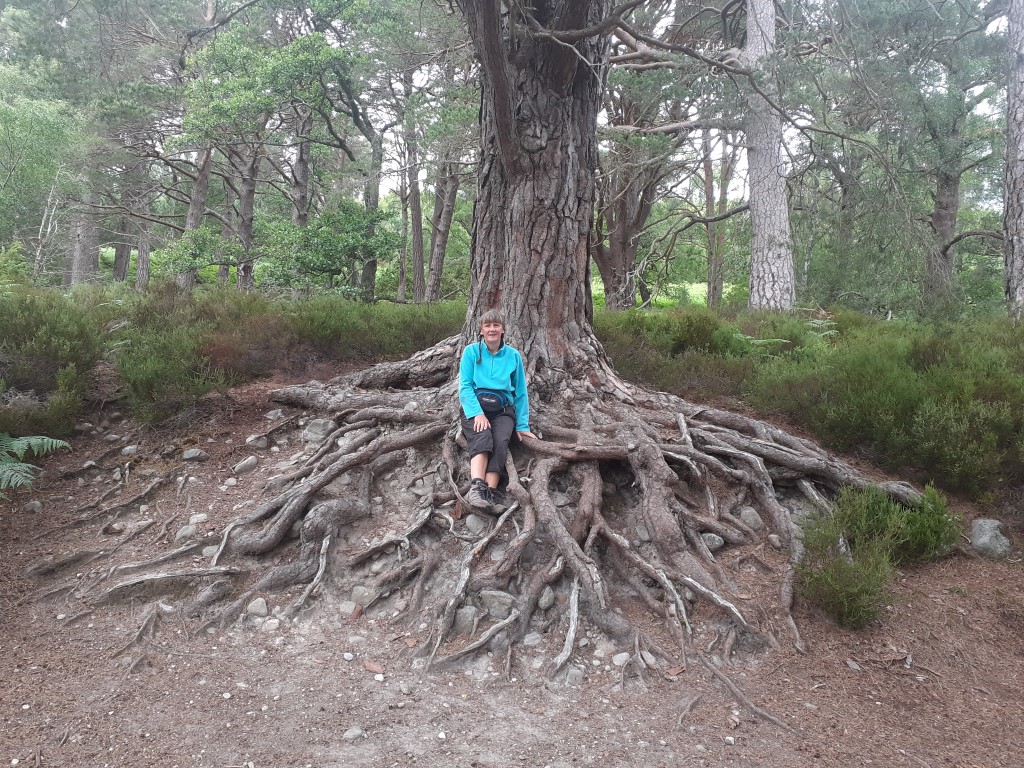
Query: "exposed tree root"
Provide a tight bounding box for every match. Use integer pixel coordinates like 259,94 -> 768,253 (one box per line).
33,339 -> 930,699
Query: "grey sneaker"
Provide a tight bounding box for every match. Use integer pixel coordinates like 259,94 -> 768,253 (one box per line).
484,486 -> 508,514
464,478 -> 491,512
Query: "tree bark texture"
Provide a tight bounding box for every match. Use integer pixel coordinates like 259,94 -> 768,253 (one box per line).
403,73 -> 427,304
1006,0 -> 1024,319
134,222 -> 151,291
426,161 -> 461,302
359,135 -> 385,300
64,202 -> 100,286
460,0 -> 612,398
291,105 -> 313,228
740,0 -> 795,310
178,146 -> 213,291
112,219 -> 131,282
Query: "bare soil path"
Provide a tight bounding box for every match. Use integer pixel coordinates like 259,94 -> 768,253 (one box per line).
2,373 -> 1022,768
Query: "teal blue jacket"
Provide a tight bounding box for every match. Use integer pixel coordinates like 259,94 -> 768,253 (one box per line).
458,341 -> 530,432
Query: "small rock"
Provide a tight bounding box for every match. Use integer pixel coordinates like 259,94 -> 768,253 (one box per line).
224,477 -> 238,487
701,533 -> 726,552
121,445 -> 140,457
348,635 -> 366,645
247,598 -> 269,617
399,683 -> 412,695
261,618 -> 281,632
264,409 -> 285,420
538,585 -> 555,611
103,433 -> 122,443
612,652 -> 631,667
339,601 -> 359,618
233,456 -> 258,474
111,467 -> 122,482
182,448 -> 209,462
370,559 -> 387,575
767,534 -> 783,550
454,606 -> 478,636
82,460 -> 97,469
640,650 -> 657,668
577,638 -> 590,648
21,500 -> 43,514
636,524 -> 651,542
73,422 -> 93,432
479,590 -> 516,620
971,519 -> 1011,558
523,632 -> 543,647
202,545 -> 219,558
565,666 -> 585,686
351,586 -> 377,606
342,727 -> 365,741
174,524 -> 198,542
343,652 -> 355,661
245,435 -> 269,449
737,506 -> 765,531
189,513 -> 209,526
465,514 -> 488,535
373,674 -> 385,682
301,419 -> 337,443
404,401 -> 419,411
724,736 -> 736,746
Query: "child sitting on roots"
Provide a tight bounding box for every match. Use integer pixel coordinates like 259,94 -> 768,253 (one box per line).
458,309 -> 536,513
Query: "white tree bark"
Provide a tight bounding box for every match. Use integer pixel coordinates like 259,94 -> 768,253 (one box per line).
740,0 -> 795,310
1006,0 -> 1024,319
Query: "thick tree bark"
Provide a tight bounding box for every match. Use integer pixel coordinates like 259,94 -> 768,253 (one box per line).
924,169 -> 962,307
703,132 -> 737,308
460,0 -> 612,398
234,144 -> 262,293
403,73 -> 426,304
112,219 -> 131,282
740,0 -> 795,310
398,172 -> 408,303
425,161 -> 460,302
1008,0 -> 1024,319
217,189 -> 235,285
178,146 -> 213,291
358,135 -> 384,300
291,105 -> 313,228
64,201 -> 100,286
134,222 -> 151,291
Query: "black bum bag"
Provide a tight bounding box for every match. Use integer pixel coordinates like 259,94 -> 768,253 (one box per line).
476,389 -> 511,415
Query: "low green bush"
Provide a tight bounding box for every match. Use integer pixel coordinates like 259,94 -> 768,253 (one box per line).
798,513 -> 895,630
797,484 -> 960,628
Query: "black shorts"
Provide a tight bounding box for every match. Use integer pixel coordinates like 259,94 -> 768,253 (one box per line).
462,406 -> 517,477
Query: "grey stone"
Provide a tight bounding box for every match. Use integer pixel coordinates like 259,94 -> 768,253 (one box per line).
224,477 -> 237,487
701,533 -> 726,552
370,559 -> 387,574
202,545 -> 219,558
82,460 -> 97,469
523,632 -> 543,647
182,448 -> 209,462
245,435 -> 269,449
636,524 -> 651,543
264,409 -> 285,420
103,433 -> 122,443
174,524 -> 198,542
21,500 -> 43,514
767,534 -> 783,550
612,652 -> 631,667
111,467 -> 122,482
403,401 -> 419,412
465,514 -> 488,535
479,590 -> 516,620
233,456 -> 258,474
338,601 -> 359,618
640,650 -> 657,668
261,618 -> 281,632
247,598 -> 269,617
971,519 -> 1011,558
302,419 -> 337,443
342,727 -> 365,741
73,422 -> 93,432
348,635 -> 366,645
351,585 -> 377,606
565,666 -> 585,686
454,605 -> 478,636
538,586 -> 555,611
738,506 -> 765,531
121,445 -> 140,457
189,513 -> 209,525
160,444 -> 177,458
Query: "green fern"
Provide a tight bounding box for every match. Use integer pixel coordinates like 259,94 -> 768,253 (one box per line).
0,433 -> 70,498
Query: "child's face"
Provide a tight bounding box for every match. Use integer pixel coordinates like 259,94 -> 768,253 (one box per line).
480,320 -> 504,343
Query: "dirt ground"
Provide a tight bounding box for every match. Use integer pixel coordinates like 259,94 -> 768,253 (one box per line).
2,371 -> 1023,768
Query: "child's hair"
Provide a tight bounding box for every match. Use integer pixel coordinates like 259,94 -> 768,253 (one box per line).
478,308 -> 505,328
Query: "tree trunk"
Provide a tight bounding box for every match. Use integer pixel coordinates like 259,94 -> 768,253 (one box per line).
924,169 -> 961,308
64,204 -> 99,286
291,105 -> 313,228
178,146 -> 213,291
398,172 -> 408,303
1007,0 -> 1024,319
740,0 -> 795,310
359,135 -> 384,300
236,145 -> 261,293
593,162 -> 657,312
218,188 -> 235,285
112,220 -> 131,282
403,72 -> 426,304
134,222 -> 151,291
460,0 -> 610,398
425,161 -> 460,302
